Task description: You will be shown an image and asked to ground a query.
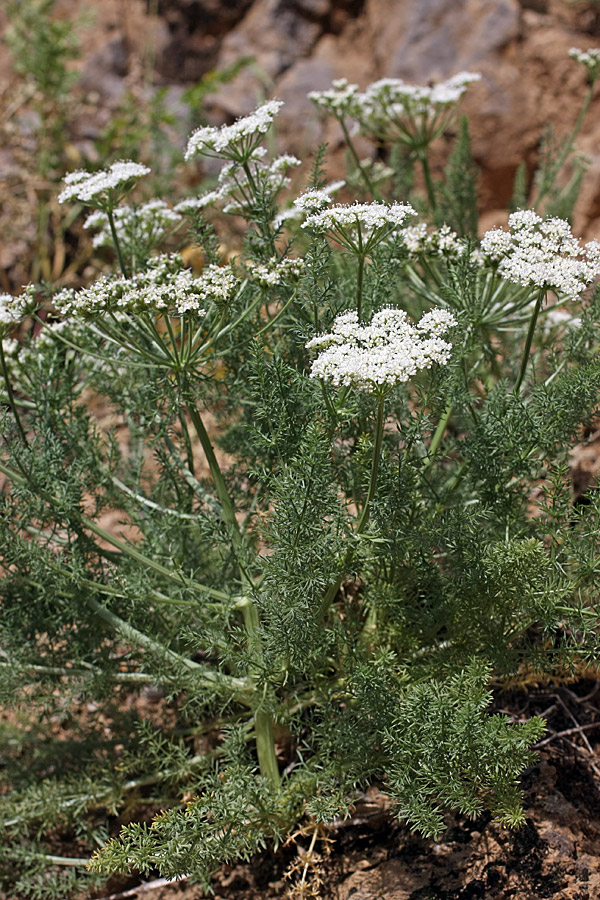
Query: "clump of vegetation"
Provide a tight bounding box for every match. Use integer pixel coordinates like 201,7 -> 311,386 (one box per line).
1,30 -> 600,900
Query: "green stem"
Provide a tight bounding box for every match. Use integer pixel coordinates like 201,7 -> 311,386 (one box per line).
183,391 -> 242,547
0,339 -> 29,445
0,460 -> 226,600
514,289 -> 545,394
356,253 -> 365,321
424,401 -> 453,469
321,393 -> 387,611
242,601 -> 281,787
106,207 -> 128,278
183,384 -> 280,785
419,153 -> 437,213
242,161 -> 277,255
0,659 -> 158,684
356,393 -> 386,535
340,117 -> 377,197
85,596 -> 249,697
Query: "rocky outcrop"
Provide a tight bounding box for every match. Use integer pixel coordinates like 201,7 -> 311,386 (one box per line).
140,0 -> 600,232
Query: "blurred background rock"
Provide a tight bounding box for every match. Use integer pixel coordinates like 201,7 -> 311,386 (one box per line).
2,0 -> 600,290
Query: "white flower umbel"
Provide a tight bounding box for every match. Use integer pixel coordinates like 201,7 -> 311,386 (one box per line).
246,257 -> 305,287
306,307 -> 456,393
0,292 -> 29,330
53,255 -> 236,317
175,191 -> 226,214
303,201 -> 416,252
309,78 -> 361,117
305,201 -> 416,320
352,72 -> 481,148
58,161 -> 150,207
177,153 -> 300,222
481,210 -> 600,300
569,47 -> 600,80
85,200 -> 182,255
402,224 -> 466,260
274,181 -> 346,228
184,101 -> 284,164
482,210 -> 600,392
295,182 -> 346,213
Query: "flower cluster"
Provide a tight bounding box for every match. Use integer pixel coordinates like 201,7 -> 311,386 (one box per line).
53,255 -> 237,317
184,101 -> 284,163
273,181 -> 346,229
308,78 -> 361,117
177,152 -> 300,219
294,183 -> 346,213
569,47 -> 600,80
0,292 -> 29,330
85,200 -> 182,253
481,210 -> 600,299
309,72 -> 481,147
58,161 -> 151,207
357,72 -> 481,145
306,306 -> 456,392
302,201 -> 415,254
402,224 -> 466,260
246,257 -> 305,287
303,201 -> 414,235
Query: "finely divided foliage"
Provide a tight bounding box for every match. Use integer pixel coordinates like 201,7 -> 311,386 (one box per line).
2,53 -> 600,900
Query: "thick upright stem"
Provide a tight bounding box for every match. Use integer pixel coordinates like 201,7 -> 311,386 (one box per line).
423,401 -> 454,469
184,386 -> 280,786
184,396 -> 242,546
242,601 -> 281,787
515,289 -> 545,394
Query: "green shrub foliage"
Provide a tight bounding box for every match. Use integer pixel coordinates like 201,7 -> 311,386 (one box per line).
1,47 -> 600,899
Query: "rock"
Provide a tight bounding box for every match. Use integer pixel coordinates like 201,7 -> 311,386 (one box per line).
217,0 -> 322,81
275,33 -> 374,156
156,0 -> 254,38
79,37 -> 129,102
367,0 -> 521,81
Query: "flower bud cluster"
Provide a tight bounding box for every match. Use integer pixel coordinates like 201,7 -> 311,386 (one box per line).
402,224 -> 465,259
246,257 -> 305,287
309,72 -> 481,147
273,181 -> 346,229
303,201 -> 415,234
176,153 -> 300,218
481,210 -> 600,299
58,161 -> 151,207
569,47 -> 600,79
0,292 -> 29,329
85,200 -> 181,251
294,183 -> 346,213
184,101 -> 284,162
306,306 -> 456,392
308,78 -> 361,117
53,255 -> 236,317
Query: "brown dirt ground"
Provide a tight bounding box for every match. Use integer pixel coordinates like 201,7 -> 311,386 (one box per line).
82,680 -> 600,900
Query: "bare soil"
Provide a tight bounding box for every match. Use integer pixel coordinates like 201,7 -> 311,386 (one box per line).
87,681 -> 600,900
